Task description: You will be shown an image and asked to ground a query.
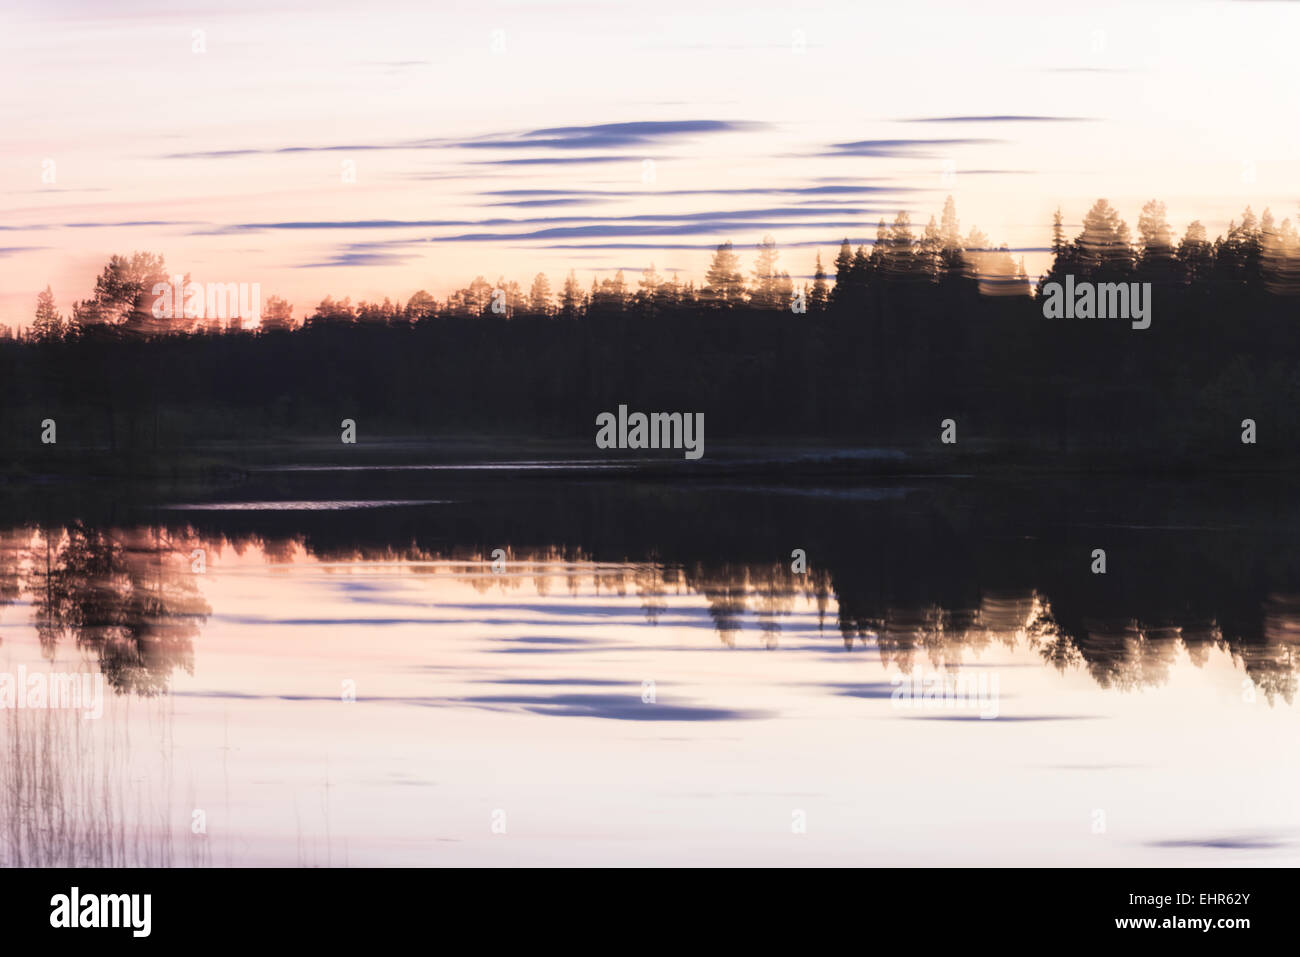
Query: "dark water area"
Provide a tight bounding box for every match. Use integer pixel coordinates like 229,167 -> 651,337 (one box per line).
2,461 -> 1298,865
6,464 -> 1300,697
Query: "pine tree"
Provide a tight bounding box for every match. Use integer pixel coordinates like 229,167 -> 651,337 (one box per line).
868,219 -> 889,272
704,241 -> 744,307
528,273 -> 552,314
31,286 -> 62,341
750,235 -> 780,309
610,270 -> 628,311
637,264 -> 662,317
921,215 -> 942,281
810,252 -> 829,311
829,240 -> 852,307
776,270 -> 794,311
1077,199 -> 1133,275
260,295 -> 294,332
560,270 -> 582,318
1137,200 -> 1174,263
940,197 -> 963,274
1051,208 -> 1067,257
887,211 -> 916,278
406,290 -> 437,321
505,280 -> 526,316
69,252 -> 167,335
654,271 -> 680,311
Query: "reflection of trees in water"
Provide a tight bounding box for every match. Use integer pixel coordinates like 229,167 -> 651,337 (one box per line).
1046,616 -> 1297,705
1073,622 -> 1182,693
841,585 -> 1299,704
684,560 -> 829,649
4,518 -> 1299,703
0,529 -> 24,645
0,532 -> 20,609
184,527 -> 1300,701
22,523 -> 210,696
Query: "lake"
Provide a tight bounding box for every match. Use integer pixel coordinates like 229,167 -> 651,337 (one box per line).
2,461 -> 1298,866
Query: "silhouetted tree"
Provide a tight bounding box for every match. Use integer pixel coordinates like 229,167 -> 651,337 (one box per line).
528,273 -> 552,315
1050,207 -> 1067,258
829,240 -> 852,309
703,241 -> 745,307
259,295 -> 294,332
308,296 -> 357,325
1137,200 -> 1174,263
1177,220 -> 1214,285
1261,210 -> 1300,295
69,252 -> 168,336
885,211 -> 916,280
589,271 -> 628,315
30,286 -> 63,342
809,253 -> 829,311
939,196 -> 963,274
406,290 -> 437,321
1076,199 -> 1133,276
750,235 -> 782,309
560,270 -> 582,318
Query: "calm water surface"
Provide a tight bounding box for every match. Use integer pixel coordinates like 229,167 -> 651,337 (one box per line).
2,464 -> 1298,866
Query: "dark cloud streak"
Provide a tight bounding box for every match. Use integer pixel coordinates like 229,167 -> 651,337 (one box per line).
162,119 -> 762,160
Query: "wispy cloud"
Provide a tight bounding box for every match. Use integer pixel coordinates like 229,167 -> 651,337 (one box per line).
4,187 -> 110,195
163,119 -> 762,161
1039,67 -> 1137,74
0,219 -> 199,232
224,206 -> 885,234
460,119 -> 762,150
481,184 -> 914,205
299,246 -> 416,268
825,137 -> 1000,158
535,239 -> 880,250
899,114 -> 1093,124
433,220 -> 872,243
473,155 -> 635,166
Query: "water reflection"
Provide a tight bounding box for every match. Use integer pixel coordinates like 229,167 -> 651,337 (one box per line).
2,474 -> 1299,866
20,523 -> 209,695
2,504 -> 1300,701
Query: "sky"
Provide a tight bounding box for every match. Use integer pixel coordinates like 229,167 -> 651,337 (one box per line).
2,0 -> 1298,327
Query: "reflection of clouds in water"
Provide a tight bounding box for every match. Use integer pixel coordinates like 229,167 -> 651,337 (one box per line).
171,687 -> 771,722
475,677 -> 629,686
4,513 -> 1300,866
1145,836 -> 1290,851
902,715 -> 1101,723
454,692 -> 771,722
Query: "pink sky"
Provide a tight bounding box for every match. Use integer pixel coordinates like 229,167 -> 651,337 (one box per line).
3,0 -> 1299,328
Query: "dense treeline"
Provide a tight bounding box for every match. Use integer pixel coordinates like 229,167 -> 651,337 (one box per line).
4,196 -> 1300,469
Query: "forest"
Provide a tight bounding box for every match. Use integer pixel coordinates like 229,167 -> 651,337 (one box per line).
4,196 -> 1300,472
